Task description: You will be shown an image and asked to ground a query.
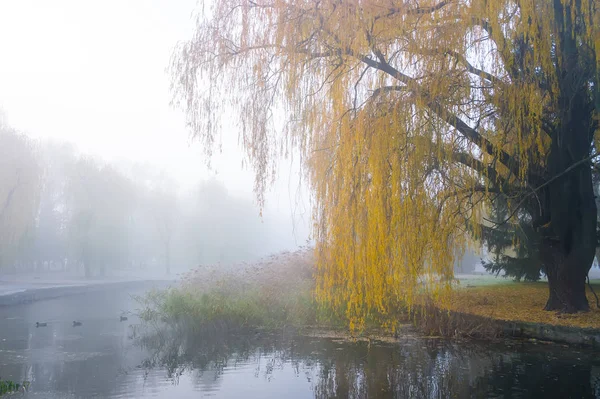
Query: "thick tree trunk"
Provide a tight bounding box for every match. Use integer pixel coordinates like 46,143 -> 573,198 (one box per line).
541,239 -> 590,312
536,0 -> 598,313
540,152 -> 597,313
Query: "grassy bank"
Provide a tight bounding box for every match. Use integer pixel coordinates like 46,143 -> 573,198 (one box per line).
0,380 -> 29,396
137,249 -> 346,333
447,281 -> 600,329
137,251 -> 600,340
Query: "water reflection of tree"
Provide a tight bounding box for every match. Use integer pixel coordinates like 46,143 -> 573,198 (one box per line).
134,326 -> 600,398
134,325 -> 294,384
311,339 -> 496,398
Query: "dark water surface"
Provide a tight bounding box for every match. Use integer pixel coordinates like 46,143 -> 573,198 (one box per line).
1,283 -> 600,398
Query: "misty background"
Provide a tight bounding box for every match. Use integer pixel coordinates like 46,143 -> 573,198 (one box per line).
0,0 -> 482,278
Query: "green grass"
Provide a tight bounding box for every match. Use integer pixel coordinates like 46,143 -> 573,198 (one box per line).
137,283 -> 341,331
136,250 -> 347,333
454,274 -> 518,288
0,379 -> 29,396
143,253 -> 600,338
134,259 -> 519,337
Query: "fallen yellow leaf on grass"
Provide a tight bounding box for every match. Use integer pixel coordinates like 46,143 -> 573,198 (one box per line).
444,283 -> 600,329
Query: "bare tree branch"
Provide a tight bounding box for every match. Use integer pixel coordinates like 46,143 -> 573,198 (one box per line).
445,50 -> 504,86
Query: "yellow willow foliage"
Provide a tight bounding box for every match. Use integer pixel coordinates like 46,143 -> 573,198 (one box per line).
171,0 -> 600,329
310,101 -> 480,330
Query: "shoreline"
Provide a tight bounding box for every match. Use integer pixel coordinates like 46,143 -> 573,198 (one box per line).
451,310 -> 600,347
297,313 -> 600,347
0,279 -> 175,307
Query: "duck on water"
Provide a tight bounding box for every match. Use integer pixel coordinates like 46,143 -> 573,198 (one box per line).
36,315 -> 125,328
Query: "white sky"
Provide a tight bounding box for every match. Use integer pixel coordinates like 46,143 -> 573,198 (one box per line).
0,0 -> 311,245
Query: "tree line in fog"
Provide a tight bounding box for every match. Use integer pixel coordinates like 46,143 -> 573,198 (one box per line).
0,121 -> 299,277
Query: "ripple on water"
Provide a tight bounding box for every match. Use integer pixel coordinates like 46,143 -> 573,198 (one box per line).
108,353 -> 319,399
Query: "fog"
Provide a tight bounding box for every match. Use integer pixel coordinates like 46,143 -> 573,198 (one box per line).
0,0 -> 311,279
1,2 -> 593,397
0,127 -> 310,279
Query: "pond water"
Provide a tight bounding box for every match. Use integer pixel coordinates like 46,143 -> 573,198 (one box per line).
1,283 -> 600,398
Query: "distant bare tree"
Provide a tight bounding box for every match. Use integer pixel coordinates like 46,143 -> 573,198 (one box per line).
0,126 -> 41,269
67,159 -> 135,277
150,186 -> 178,275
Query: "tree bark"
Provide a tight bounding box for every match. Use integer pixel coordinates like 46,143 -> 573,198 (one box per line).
541,238 -> 591,312
536,0 -> 598,313
540,126 -> 597,313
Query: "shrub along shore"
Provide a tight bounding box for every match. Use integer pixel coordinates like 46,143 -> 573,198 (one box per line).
137,249 -> 346,334
137,250 -> 600,346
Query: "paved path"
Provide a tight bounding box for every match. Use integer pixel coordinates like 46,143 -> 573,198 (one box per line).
0,273 -> 178,306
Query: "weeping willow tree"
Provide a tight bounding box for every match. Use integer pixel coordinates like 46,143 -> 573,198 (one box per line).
171,0 -> 600,324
